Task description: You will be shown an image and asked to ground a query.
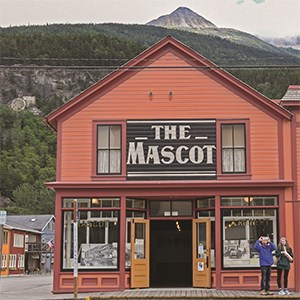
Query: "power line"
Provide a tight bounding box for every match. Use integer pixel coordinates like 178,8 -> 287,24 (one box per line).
0,65 -> 300,71
1,56 -> 298,61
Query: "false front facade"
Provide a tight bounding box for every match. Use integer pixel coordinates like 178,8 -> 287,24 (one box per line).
46,36 -> 300,293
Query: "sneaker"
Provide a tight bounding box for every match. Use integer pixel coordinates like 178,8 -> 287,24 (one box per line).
266,290 -> 273,295
278,289 -> 286,295
284,289 -> 291,295
260,290 -> 267,295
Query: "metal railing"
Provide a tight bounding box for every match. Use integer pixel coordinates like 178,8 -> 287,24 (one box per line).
25,242 -> 52,253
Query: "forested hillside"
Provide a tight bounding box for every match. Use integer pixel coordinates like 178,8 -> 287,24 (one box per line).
0,23 -> 299,214
1,23 -> 299,66
0,105 -> 56,214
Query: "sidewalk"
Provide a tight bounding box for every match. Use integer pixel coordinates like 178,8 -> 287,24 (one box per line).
1,275 -> 300,300
82,288 -> 300,300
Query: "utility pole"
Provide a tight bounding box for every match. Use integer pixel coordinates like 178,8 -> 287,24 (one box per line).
73,199 -> 78,299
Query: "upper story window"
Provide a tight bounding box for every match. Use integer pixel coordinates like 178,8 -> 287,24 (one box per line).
13,234 -> 24,248
2,231 -> 8,244
221,124 -> 246,173
97,125 -> 121,174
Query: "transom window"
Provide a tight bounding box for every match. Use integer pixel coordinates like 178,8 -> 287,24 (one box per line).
221,124 -> 246,173
97,125 -> 121,174
149,200 -> 192,217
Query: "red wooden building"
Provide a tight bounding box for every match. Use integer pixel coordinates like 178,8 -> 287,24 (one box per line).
45,36 -> 300,293
1,226 -> 40,276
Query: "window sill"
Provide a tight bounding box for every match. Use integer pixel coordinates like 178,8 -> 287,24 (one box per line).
217,173 -> 252,180
91,175 -> 127,181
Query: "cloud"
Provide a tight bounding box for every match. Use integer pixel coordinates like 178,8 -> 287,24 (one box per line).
237,0 -> 266,4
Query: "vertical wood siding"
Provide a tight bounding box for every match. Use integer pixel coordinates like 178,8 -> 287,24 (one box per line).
60,51 -> 279,181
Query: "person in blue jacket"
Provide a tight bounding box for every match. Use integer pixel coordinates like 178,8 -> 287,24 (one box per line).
254,236 -> 277,295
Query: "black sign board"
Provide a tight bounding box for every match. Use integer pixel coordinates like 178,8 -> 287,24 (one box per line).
126,120 -> 216,180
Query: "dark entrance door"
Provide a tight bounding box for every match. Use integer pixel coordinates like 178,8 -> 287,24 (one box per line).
150,220 -> 192,287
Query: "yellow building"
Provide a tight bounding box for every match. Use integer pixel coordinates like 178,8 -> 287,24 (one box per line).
0,227 -> 10,277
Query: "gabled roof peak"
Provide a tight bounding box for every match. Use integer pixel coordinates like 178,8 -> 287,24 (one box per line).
45,35 -> 292,129
281,85 -> 300,101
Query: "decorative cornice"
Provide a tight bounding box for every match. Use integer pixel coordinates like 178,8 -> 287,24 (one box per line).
46,179 -> 294,190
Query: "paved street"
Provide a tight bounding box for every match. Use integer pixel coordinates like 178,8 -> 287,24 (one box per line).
0,274 -> 88,300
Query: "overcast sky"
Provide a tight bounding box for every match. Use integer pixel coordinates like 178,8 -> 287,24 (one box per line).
0,0 -> 299,37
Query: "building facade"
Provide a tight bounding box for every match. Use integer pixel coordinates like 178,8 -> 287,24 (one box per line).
0,226 -> 40,276
1,215 -> 55,276
45,36 -> 300,293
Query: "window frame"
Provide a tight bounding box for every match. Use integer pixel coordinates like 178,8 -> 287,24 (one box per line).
92,121 -> 126,179
217,119 -> 251,179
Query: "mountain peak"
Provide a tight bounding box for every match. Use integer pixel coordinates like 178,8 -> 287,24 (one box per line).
146,7 -> 217,29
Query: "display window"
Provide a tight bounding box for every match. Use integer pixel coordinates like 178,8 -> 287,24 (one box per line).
221,196 -> 278,268
62,198 -> 120,270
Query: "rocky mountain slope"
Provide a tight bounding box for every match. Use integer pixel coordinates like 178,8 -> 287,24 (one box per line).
147,7 -> 217,29
146,7 -> 295,54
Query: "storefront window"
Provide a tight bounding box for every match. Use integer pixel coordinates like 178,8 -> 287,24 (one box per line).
62,198 -> 120,270
222,206 -> 277,268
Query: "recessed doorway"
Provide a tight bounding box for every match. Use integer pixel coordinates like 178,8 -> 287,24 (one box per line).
150,220 -> 192,287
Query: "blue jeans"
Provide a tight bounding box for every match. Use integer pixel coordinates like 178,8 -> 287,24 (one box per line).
260,266 -> 272,291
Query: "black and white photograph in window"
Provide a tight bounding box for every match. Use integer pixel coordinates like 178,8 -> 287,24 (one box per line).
80,243 -> 118,268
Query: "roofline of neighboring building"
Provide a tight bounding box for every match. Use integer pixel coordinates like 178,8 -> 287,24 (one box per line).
3,224 -> 41,235
280,100 -> 300,107
4,214 -> 55,232
41,215 -> 55,232
45,35 -> 292,130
